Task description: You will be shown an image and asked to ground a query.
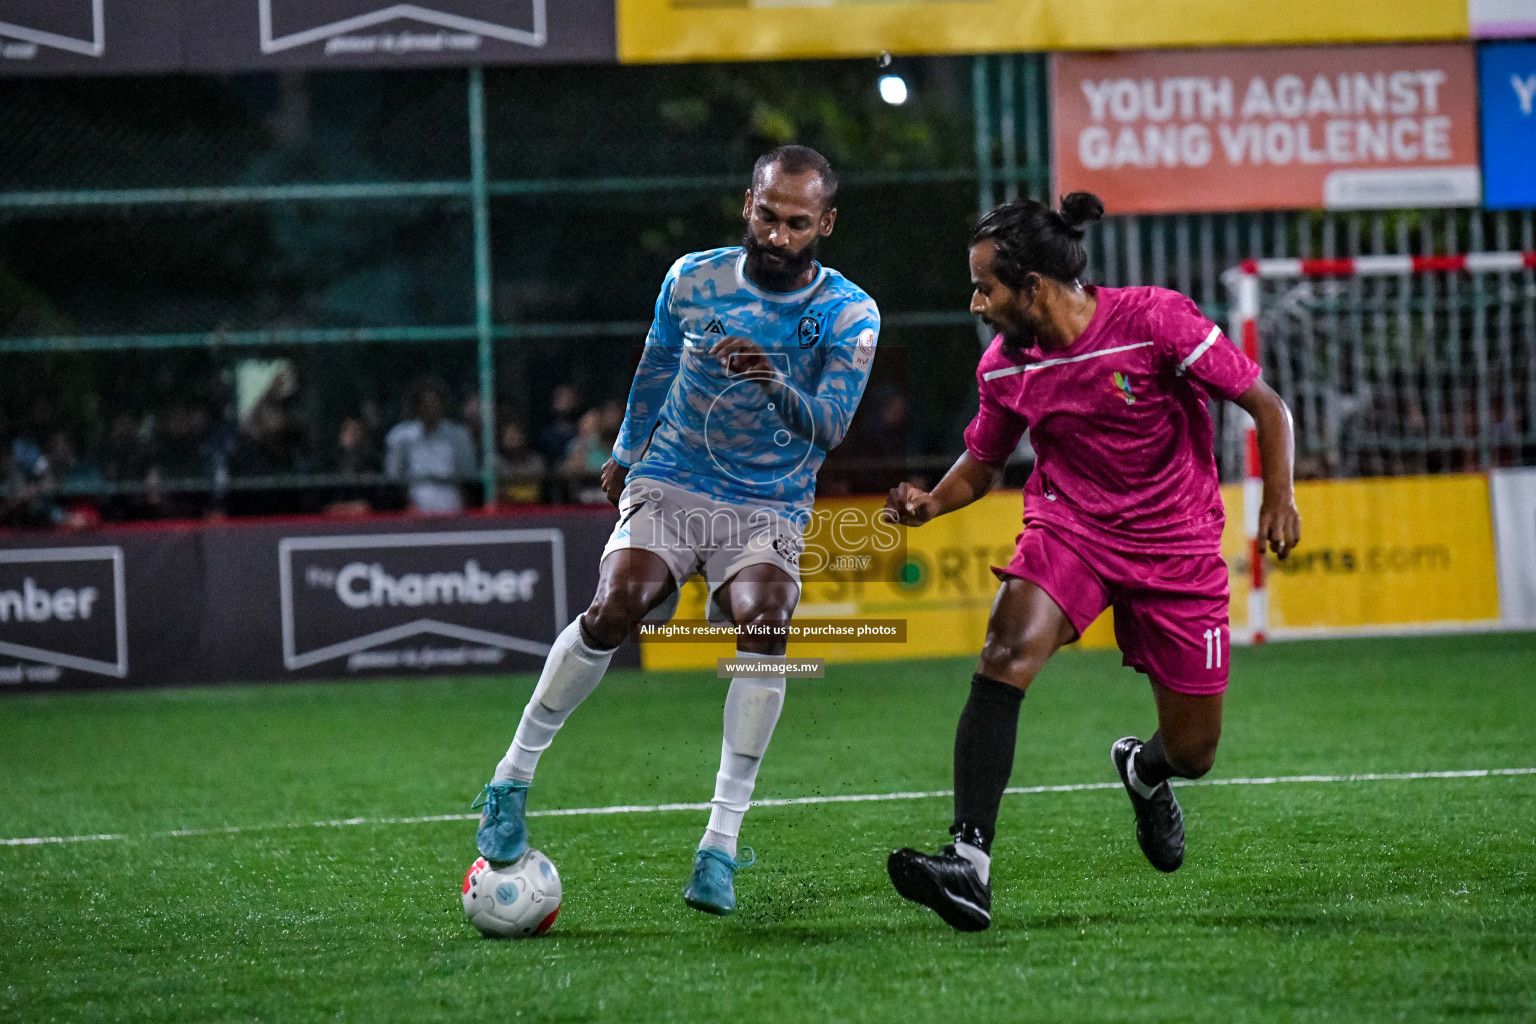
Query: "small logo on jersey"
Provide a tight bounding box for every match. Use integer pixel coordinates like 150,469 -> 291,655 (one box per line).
854,328 -> 876,370
1111,371 -> 1136,405
797,315 -> 822,348
703,318 -> 727,335
618,501 -> 648,529
773,533 -> 803,568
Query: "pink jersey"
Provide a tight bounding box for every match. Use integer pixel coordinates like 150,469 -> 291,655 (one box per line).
964,285 -> 1261,555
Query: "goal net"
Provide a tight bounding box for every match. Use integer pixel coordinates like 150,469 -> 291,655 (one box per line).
1223,251 -> 1536,641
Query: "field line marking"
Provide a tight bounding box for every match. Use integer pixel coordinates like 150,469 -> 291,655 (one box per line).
0,832 -> 130,846
3,767 -> 1532,849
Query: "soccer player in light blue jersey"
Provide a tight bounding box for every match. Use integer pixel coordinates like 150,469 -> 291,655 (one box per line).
474,146 -> 881,916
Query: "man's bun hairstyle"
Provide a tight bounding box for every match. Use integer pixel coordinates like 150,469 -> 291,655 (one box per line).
1057,192 -> 1105,237
971,191 -> 1105,288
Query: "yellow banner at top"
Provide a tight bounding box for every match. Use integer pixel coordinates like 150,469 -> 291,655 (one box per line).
617,0 -> 1467,63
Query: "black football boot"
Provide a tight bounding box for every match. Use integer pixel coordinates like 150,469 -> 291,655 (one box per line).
1111,736 -> 1185,873
887,825 -> 992,932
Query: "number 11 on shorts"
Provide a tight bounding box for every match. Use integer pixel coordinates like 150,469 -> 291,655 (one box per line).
1202,627 -> 1224,670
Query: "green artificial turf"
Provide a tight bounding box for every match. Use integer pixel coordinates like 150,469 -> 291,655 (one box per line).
1,634 -> 1533,1022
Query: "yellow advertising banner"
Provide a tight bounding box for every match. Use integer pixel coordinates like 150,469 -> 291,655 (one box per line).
640,474 -> 1500,674
1224,474 -> 1501,632
640,493 -> 1029,673
617,1 -> 1467,64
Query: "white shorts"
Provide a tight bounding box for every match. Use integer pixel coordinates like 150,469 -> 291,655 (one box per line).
602,479 -> 803,624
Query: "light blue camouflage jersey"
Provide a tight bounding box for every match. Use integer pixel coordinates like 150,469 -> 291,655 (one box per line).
612,246 -> 881,518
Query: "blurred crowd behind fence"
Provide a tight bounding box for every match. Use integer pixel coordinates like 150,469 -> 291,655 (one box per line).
2,54 -> 1534,529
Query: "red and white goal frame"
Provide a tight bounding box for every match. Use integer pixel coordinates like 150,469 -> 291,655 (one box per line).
1226,250 -> 1536,643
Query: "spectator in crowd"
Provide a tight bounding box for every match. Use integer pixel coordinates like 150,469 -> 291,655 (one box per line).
45,429 -> 102,492
385,378 -> 476,514
873,393 -> 908,456
229,402 -> 301,477
561,400 -> 621,475
462,391 -> 485,453
4,399 -> 61,521
822,389 -> 909,495
0,440 -> 25,528
43,430 -> 103,529
132,465 -> 187,522
3,432 -> 60,528
100,412 -> 148,486
226,368 -> 312,517
14,398 -> 58,458
109,400 -> 221,520
859,390 -> 910,471
335,414 -> 379,476
96,411 -> 148,523
321,414 -> 386,516
496,420 -> 547,505
10,433 -> 51,485
599,399 -> 623,452
562,399 -> 623,503
152,401 -> 215,482
539,384 -> 581,465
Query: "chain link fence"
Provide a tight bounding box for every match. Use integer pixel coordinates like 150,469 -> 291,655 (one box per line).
3,54 -> 1535,528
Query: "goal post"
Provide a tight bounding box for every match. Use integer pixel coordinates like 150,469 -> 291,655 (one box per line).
1224,251 -> 1536,644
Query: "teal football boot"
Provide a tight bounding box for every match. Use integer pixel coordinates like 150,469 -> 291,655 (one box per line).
472,780 -> 530,865
682,846 -> 754,916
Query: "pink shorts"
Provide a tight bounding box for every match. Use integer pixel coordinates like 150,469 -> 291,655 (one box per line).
994,524 -> 1231,695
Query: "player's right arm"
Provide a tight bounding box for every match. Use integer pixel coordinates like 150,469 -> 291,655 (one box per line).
884,355 -> 1024,525
603,260 -> 688,502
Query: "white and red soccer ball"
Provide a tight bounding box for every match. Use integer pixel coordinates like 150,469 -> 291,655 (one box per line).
462,851 -> 562,938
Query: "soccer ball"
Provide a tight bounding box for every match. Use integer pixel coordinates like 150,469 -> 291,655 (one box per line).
461,851 -> 562,938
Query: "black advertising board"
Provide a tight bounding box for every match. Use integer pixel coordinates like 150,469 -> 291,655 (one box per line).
0,1 -> 182,75
181,0 -> 615,72
0,543 -> 131,684
0,508 -> 633,692
0,529 -> 201,687
0,0 -> 615,76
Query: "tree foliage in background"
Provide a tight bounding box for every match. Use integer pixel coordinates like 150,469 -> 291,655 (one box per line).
0,60 -> 982,455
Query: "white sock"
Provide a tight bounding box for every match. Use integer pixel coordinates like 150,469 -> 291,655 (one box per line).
700,828 -> 738,858
494,617 -> 614,783
1126,746 -> 1159,799
953,839 -> 991,885
701,651 -> 786,856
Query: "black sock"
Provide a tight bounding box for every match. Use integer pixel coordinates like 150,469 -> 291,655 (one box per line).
951,673 -> 1025,853
1133,732 -> 1176,788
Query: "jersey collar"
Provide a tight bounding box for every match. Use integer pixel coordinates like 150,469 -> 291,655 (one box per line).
735,250 -> 827,303
1021,284 -> 1111,361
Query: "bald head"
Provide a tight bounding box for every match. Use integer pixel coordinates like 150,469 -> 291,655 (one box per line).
751,145 -> 838,211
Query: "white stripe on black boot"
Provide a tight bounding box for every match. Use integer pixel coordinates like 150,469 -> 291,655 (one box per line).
887,824 -> 992,932
1111,736 -> 1185,872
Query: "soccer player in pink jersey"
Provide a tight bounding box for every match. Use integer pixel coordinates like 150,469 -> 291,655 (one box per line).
884,193 -> 1300,932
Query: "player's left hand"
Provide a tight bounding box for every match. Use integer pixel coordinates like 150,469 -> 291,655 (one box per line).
599,458 -> 628,506
1258,493 -> 1301,560
709,336 -> 773,380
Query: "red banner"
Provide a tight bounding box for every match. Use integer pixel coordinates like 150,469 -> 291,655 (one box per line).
1052,45 -> 1481,215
